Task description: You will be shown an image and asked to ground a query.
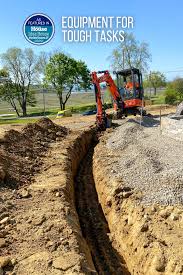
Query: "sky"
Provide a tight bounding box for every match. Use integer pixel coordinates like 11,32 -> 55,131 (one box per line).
0,0 -> 183,79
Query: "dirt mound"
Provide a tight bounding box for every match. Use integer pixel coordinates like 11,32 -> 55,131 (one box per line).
0,126 -> 96,275
0,118 -> 69,188
23,117 -> 68,141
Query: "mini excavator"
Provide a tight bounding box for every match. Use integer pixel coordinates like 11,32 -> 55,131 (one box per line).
91,67 -> 145,130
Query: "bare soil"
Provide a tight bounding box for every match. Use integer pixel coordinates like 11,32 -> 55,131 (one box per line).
0,118 -> 96,275
0,110 -> 183,275
0,117 -> 69,188
93,117 -> 183,274
75,146 -> 129,275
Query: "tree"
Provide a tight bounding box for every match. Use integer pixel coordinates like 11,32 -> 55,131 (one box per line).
0,68 -> 9,78
1,48 -> 41,116
165,88 -> 178,105
0,83 -> 20,116
37,51 -> 51,76
0,69 -> 20,116
172,78 -> 183,100
144,71 -> 166,95
109,33 -> 151,73
45,53 -> 90,110
164,78 -> 183,105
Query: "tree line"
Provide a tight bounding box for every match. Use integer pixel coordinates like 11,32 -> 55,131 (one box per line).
110,33 -> 183,104
0,48 -> 90,116
0,34 -> 182,117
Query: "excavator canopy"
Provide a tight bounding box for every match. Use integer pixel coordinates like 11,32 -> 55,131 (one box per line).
114,67 -> 144,100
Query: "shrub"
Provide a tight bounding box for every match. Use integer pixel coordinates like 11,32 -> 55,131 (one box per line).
165,89 -> 178,105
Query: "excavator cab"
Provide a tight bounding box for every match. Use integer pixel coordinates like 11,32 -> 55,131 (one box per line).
114,68 -> 145,116
115,68 -> 143,100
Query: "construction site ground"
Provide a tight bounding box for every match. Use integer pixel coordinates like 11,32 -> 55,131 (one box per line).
1,104 -> 183,275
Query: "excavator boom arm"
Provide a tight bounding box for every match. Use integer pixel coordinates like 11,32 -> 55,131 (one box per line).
91,70 -> 123,129
94,71 -> 121,100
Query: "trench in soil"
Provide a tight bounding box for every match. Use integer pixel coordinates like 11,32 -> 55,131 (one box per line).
75,142 -> 130,275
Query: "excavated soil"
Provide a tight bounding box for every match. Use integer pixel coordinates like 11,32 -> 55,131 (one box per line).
75,145 -> 129,275
93,117 -> 183,274
1,113 -> 183,275
0,118 -> 97,275
0,117 -> 69,188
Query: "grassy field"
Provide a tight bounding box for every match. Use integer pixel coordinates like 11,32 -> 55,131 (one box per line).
0,91 -> 95,114
0,89 -> 113,124
0,90 -> 113,115
0,117 -> 42,125
0,88 -> 169,125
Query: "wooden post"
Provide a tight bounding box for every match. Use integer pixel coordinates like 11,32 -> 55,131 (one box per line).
42,89 -> 47,116
160,105 -> 162,134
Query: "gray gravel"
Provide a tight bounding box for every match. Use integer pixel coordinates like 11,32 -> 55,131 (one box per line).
106,117 -> 183,206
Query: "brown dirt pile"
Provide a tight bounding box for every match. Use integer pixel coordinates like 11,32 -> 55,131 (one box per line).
0,118 -> 69,188
0,127 -> 96,275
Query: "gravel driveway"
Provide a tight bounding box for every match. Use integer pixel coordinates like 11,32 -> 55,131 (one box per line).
106,117 -> 183,205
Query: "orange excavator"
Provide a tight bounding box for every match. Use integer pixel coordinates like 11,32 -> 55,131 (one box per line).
91,67 -> 145,130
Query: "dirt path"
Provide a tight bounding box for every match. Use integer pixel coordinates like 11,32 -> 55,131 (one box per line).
75,145 -> 129,275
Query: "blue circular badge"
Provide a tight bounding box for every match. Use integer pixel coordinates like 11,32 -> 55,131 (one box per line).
23,13 -> 55,45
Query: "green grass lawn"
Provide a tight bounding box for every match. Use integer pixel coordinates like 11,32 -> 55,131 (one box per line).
0,89 -> 112,121
0,117 -> 41,125
0,90 -> 99,125
0,91 -> 96,114
150,95 -> 165,105
144,88 -> 166,105
0,88 -> 168,125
